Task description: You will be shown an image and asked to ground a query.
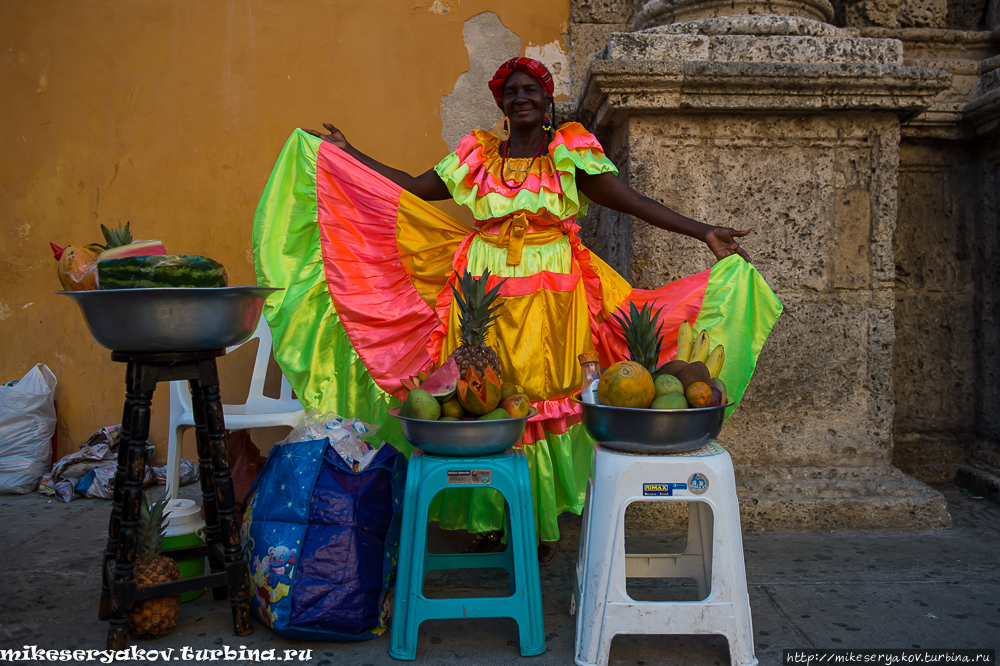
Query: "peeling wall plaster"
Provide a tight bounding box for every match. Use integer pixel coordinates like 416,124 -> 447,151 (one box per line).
525,40 -> 569,98
440,12 -> 521,151
440,12 -> 571,151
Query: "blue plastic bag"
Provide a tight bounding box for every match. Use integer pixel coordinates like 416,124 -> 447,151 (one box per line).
242,437 -> 406,640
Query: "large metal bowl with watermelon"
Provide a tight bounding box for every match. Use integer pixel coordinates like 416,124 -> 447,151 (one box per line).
60,286 -> 282,353
390,406 -> 538,457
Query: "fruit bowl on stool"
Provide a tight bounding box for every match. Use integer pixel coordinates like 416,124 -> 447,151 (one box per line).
571,393 -> 732,453
390,406 -> 538,457
59,286 -> 281,352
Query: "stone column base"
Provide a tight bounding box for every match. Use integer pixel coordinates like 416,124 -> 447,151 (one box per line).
625,465 -> 951,530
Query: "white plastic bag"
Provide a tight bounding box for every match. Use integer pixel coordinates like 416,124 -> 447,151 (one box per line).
281,410 -> 380,471
0,364 -> 57,494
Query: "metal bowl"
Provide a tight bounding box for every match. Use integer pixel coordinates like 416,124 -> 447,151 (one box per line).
389,406 -> 538,457
59,287 -> 282,352
572,393 -> 731,454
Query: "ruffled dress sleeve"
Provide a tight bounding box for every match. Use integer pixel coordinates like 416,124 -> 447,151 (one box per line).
548,122 -> 618,218
434,123 -> 618,221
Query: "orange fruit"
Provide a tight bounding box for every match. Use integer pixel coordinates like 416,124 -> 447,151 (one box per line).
597,361 -> 655,408
685,381 -> 712,408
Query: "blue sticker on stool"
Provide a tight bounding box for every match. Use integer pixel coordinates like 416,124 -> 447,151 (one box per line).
687,473 -> 708,494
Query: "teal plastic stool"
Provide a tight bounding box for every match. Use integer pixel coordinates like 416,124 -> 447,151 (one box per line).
388,449 -> 546,660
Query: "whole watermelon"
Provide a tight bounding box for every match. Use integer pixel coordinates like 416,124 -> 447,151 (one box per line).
98,255 -> 229,289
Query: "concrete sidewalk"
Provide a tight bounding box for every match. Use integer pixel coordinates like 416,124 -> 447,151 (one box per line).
1,484 -> 997,666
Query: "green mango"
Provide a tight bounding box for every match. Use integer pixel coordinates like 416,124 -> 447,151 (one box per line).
400,389 -> 441,420
477,407 -> 509,421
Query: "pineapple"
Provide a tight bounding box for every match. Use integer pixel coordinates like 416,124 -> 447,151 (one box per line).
449,268 -> 506,377
612,302 -> 668,380
99,222 -> 133,251
128,494 -> 181,639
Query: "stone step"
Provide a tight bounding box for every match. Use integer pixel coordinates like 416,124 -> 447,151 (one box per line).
625,465 -> 950,531
954,463 -> 1000,506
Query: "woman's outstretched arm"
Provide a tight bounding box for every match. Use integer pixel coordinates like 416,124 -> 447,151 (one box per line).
577,171 -> 752,262
302,123 -> 451,201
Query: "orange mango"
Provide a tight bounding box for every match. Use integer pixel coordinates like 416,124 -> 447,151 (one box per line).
500,393 -> 530,418
685,381 -> 713,408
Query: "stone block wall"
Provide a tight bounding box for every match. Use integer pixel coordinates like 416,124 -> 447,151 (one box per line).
608,114 -> 902,474
577,122 -> 636,279
955,134 -> 1000,502
566,0 -> 1000,518
569,0 -> 641,99
571,13 -> 957,527
833,0 -> 992,28
974,139 -> 1000,444
891,141 -> 977,483
879,29 -> 995,483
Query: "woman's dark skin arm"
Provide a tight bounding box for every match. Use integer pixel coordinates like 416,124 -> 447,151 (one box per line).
577,170 -> 752,262
497,71 -> 751,262
302,123 -> 451,201
305,117 -> 750,261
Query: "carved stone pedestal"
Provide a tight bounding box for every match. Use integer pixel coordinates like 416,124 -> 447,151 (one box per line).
577,14 -> 955,528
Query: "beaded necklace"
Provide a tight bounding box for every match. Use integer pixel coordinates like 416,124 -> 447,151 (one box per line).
501,138 -> 546,190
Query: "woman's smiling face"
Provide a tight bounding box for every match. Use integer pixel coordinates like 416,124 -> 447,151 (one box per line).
501,71 -> 549,130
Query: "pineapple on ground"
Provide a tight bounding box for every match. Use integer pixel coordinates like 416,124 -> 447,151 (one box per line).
449,268 -> 506,377
129,495 -> 182,639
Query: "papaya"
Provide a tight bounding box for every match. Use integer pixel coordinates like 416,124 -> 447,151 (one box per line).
457,366 -> 502,415
51,242 -> 102,291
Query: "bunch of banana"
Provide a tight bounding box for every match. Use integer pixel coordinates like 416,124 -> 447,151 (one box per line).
675,321 -> 725,377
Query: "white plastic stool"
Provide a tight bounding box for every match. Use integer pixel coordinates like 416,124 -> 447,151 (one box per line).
572,442 -> 756,666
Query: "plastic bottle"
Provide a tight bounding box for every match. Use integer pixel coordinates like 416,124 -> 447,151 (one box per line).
578,351 -> 601,404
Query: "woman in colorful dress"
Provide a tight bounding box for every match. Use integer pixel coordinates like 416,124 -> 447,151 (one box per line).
254,58 -> 781,562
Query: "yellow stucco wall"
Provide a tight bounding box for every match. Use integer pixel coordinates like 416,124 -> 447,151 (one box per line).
1,0 -> 569,461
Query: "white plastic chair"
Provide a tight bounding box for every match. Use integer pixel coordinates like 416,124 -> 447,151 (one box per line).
165,318 -> 305,499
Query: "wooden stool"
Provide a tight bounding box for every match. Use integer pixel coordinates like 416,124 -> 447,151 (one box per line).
97,349 -> 253,650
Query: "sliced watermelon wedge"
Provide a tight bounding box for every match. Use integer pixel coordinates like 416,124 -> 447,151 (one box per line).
420,357 -> 460,402
98,240 -> 166,260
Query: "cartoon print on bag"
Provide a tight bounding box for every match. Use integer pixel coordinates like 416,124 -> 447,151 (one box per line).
251,544 -> 297,627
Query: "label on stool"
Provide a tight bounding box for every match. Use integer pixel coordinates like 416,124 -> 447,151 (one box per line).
447,470 -> 491,485
687,473 -> 709,494
643,482 -> 687,496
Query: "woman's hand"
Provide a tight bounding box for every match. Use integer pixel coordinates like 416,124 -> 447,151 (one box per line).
301,123 -> 349,151
704,227 -> 752,262
578,172 -> 753,264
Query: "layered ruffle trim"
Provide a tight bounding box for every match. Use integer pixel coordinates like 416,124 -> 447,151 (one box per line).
435,122 -> 618,222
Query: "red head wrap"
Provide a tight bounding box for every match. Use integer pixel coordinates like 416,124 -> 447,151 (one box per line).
488,57 -> 554,109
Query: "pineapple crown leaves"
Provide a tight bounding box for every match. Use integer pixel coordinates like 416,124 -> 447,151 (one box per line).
138,493 -> 170,560
612,301 -> 668,380
451,268 -> 508,347
99,222 -> 133,250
